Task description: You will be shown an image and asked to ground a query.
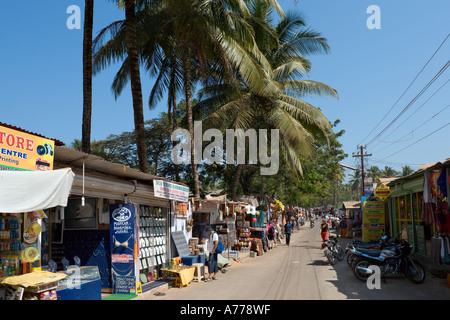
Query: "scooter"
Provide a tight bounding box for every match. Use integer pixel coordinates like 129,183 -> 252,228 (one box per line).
310,221 -> 315,228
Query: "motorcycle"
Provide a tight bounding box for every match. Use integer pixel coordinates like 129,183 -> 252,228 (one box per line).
310,221 -> 315,228
351,238 -> 425,284
322,236 -> 345,265
345,235 -> 392,269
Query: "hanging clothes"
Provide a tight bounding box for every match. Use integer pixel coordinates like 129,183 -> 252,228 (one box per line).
442,237 -> 450,263
431,236 -> 442,264
422,202 -> 435,225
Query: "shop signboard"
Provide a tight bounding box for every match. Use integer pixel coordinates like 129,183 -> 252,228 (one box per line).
374,183 -> 391,201
0,125 -> 54,171
174,202 -> 188,218
153,180 -> 189,203
362,201 -> 385,242
415,225 -> 426,255
110,204 -> 136,294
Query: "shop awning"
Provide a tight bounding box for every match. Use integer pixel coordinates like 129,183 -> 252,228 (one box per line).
0,168 -> 75,213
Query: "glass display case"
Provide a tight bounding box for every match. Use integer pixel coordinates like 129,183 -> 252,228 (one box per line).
56,266 -> 101,300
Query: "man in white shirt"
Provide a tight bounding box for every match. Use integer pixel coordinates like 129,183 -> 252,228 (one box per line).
205,226 -> 219,281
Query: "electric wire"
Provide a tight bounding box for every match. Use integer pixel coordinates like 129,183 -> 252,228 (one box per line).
370,78 -> 449,149
379,122 -> 450,160
365,60 -> 450,147
358,33 -> 450,146
373,103 -> 450,152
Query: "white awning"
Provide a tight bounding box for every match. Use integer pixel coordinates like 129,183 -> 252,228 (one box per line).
0,168 -> 75,213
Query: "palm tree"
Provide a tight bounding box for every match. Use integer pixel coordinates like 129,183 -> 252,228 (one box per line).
197,3 -> 337,199
93,0 -> 284,197
82,0 -> 94,154
367,165 -> 381,184
348,169 -> 361,198
401,165 -> 414,177
125,0 -> 149,173
381,166 -> 399,178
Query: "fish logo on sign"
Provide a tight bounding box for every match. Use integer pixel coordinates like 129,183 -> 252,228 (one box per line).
112,206 -> 132,222
374,184 -> 391,201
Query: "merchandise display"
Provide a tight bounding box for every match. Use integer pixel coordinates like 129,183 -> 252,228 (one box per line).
139,206 -> 168,276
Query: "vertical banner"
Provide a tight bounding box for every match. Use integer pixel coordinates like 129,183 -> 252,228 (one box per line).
110,204 -> 136,294
362,201 -> 385,242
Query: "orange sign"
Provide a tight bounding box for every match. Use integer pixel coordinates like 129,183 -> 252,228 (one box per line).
0,125 -> 54,171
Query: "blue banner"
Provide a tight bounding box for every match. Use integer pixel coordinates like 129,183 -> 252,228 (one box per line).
110,204 -> 136,293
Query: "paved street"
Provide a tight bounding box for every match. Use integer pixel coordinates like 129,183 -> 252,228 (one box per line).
137,223 -> 450,301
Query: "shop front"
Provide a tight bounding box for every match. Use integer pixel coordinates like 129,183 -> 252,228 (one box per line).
387,159 -> 450,263
0,123 -> 75,300
49,146 -> 189,297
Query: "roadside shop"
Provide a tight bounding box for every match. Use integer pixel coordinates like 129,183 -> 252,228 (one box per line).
0,123 -> 74,300
387,158 -> 450,263
51,146 -> 190,296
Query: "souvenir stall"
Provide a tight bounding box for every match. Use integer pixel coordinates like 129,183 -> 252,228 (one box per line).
48,147 -> 187,297
388,159 -> 450,262
0,168 -> 75,300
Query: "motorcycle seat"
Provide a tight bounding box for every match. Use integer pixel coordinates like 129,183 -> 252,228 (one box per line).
357,248 -> 382,257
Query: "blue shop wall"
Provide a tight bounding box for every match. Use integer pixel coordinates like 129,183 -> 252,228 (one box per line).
51,230 -> 112,288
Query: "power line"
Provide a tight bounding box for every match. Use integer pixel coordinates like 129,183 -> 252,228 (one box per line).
366,60 -> 450,147
379,122 -> 450,160
370,78 -> 449,149
373,103 -> 450,150
358,33 -> 450,146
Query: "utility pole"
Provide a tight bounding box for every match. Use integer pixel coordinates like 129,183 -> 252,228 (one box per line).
352,145 -> 372,197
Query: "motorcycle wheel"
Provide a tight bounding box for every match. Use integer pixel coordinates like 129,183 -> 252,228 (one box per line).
405,259 -> 425,284
346,253 -> 354,267
353,260 -> 373,282
337,246 -> 345,261
326,250 -> 337,265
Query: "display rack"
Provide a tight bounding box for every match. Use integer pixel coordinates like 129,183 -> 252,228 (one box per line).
139,206 -> 167,276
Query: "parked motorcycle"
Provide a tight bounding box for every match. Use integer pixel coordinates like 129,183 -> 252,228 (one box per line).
322,236 -> 345,265
345,235 -> 392,269
351,238 -> 425,284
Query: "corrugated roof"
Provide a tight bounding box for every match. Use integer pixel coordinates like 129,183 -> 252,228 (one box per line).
417,158 -> 450,170
342,201 -> 360,209
0,122 -> 65,146
54,145 -> 187,187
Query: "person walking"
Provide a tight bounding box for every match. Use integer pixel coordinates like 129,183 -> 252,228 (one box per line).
320,219 -> 329,242
205,226 -> 219,281
284,221 -> 292,246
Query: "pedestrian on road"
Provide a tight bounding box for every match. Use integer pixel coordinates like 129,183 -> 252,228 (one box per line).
284,222 -> 292,246
205,226 -> 219,281
320,219 -> 329,242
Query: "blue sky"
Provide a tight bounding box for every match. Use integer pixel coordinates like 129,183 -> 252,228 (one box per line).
0,0 -> 449,178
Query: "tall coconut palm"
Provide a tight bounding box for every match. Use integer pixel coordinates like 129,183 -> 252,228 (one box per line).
197,3 -> 337,199
82,0 -> 94,154
93,0 -> 284,197
124,0 -> 149,173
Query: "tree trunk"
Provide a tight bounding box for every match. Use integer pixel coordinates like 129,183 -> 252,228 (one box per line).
170,61 -> 180,182
183,46 -> 200,198
125,0 -> 149,173
82,0 -> 94,154
232,163 -> 243,200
